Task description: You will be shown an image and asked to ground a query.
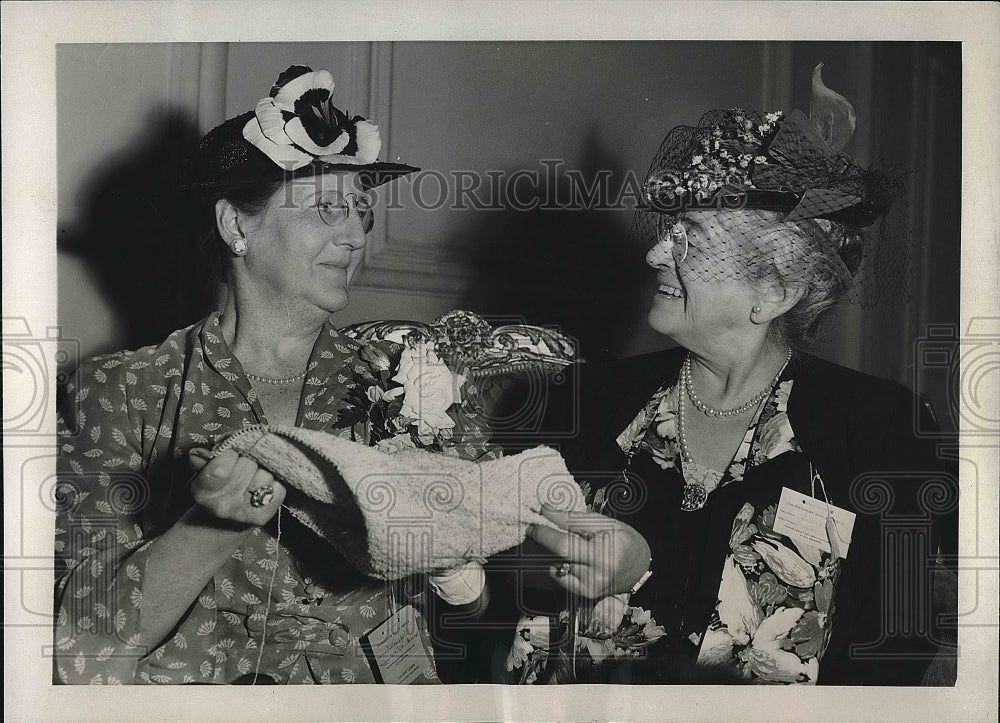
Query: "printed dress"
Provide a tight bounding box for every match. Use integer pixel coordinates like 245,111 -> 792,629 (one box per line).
53,313 -> 495,685
504,365 -> 844,685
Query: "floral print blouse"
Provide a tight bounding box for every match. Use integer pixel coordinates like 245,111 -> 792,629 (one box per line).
504,364 -> 841,685
53,313 -> 494,685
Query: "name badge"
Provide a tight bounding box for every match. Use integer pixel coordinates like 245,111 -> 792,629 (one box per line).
772,487 -> 856,559
361,605 -> 439,685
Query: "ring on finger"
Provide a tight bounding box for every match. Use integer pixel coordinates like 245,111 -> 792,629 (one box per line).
249,485 -> 275,508
555,562 -> 572,578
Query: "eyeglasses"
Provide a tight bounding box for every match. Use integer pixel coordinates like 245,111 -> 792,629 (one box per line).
656,214 -> 689,263
316,191 -> 374,233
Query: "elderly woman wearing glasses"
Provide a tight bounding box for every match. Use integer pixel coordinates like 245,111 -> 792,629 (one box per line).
52,65 -> 496,685
486,68 -> 952,686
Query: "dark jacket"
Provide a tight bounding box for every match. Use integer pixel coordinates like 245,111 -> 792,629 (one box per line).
432,349 -> 955,685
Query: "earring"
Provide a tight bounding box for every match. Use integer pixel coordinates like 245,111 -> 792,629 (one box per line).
751,305 -> 762,322
231,237 -> 248,256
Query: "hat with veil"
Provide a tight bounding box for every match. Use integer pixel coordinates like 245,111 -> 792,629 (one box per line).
631,63 -> 909,307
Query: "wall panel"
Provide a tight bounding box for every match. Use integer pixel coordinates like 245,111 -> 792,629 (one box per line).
55,41 -> 959,404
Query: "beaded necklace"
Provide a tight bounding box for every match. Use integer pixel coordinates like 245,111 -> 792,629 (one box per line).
245,370 -> 308,385
619,350 -> 792,511
681,348 -> 792,418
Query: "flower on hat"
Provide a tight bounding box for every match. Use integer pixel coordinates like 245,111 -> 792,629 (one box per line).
242,65 -> 382,171
643,109 -> 784,211
639,64 -> 900,227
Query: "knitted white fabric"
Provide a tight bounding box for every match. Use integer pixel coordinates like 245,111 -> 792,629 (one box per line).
213,426 -> 584,580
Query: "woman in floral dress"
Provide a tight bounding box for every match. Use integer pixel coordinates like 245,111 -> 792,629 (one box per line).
52,65 -> 494,685
489,68 -> 952,685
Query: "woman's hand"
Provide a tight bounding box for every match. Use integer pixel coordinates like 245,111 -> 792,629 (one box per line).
188,448 -> 286,528
526,506 -> 651,599
138,449 -> 287,648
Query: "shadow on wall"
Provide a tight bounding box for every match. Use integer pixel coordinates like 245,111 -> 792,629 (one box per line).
451,131 -> 658,363
58,107 -> 217,356
58,116 -> 668,364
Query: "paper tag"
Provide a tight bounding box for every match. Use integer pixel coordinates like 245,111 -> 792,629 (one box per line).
772,487 -> 855,559
361,605 -> 438,685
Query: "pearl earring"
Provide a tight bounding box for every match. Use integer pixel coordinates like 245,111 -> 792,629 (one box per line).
232,237 -> 248,256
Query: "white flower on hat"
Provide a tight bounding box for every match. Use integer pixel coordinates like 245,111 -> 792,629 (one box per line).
242,102 -> 313,170
242,65 -> 382,170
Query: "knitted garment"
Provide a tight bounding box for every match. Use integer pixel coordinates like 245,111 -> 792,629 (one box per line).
213,425 -> 584,580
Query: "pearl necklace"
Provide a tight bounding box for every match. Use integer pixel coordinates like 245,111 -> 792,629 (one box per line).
675,349 -> 792,512
675,388 -> 694,466
682,348 -> 792,418
245,370 -> 307,385
675,387 -> 715,511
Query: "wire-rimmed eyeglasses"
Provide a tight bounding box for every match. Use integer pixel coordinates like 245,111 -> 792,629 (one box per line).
316,191 -> 374,234
656,214 -> 689,263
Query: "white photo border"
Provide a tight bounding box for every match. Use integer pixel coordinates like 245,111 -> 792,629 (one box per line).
3,2 -> 997,720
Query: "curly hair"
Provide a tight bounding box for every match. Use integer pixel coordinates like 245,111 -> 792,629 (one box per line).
710,208 -> 863,347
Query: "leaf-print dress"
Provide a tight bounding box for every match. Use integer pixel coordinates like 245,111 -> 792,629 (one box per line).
53,313 -> 494,685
